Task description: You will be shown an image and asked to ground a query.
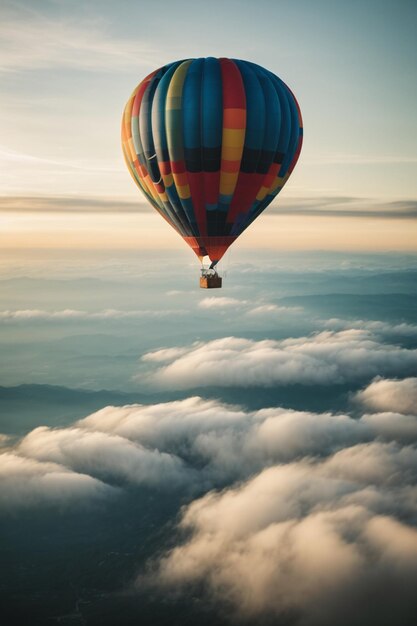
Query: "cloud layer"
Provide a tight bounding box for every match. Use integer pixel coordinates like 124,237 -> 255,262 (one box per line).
1,381 -> 416,623
141,330 -> 417,389
2,385 -> 416,500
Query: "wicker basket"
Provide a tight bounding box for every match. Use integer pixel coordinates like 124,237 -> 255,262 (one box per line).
200,275 -> 222,289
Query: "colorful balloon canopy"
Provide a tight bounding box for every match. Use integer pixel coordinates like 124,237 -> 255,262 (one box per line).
122,57 -> 303,263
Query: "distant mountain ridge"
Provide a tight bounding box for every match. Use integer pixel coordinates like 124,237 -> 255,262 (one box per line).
0,384 -> 147,435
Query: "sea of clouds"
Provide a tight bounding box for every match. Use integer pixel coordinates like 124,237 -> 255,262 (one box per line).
1,371 -> 417,625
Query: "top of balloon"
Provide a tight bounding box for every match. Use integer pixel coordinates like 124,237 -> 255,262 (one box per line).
121,57 -> 303,272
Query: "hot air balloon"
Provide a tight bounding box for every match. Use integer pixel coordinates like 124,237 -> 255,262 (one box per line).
121,57 -> 303,288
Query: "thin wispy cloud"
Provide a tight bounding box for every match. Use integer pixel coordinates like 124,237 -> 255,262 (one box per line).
0,195 -> 148,213
302,153 -> 417,166
322,318 -> 417,337
0,309 -> 185,322
0,147 -> 121,174
269,197 -> 417,219
1,194 -> 416,220
198,297 -> 244,309
247,303 -> 302,316
197,298 -> 301,315
0,8 -> 158,73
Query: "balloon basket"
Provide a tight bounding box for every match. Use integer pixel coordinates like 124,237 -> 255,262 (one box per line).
200,271 -> 222,289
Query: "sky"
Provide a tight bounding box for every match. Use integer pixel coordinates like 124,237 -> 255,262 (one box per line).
1,2 -> 417,626
0,0 -> 417,251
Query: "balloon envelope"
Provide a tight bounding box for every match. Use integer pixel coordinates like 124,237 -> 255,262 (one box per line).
122,57 -> 303,263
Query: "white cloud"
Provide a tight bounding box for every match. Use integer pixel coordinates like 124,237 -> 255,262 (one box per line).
153,448 -> 417,625
18,426 -> 192,489
356,377 -> 417,415
0,308 -> 184,322
246,303 -> 302,315
361,413 -> 417,444
2,381 -> 417,513
141,330 -> 417,389
2,389 -> 417,624
0,433 -> 10,447
323,318 -> 417,337
198,296 -> 244,309
0,452 -> 113,510
197,297 -> 302,316
27,391 -> 416,490
142,346 -> 193,363
79,399 -> 377,487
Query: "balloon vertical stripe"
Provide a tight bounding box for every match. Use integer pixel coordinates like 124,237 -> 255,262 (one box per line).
183,58 -> 207,237
217,59 -> 246,216
165,60 -> 199,237
227,60 -> 266,232
152,62 -> 192,235
201,57 -> 222,221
